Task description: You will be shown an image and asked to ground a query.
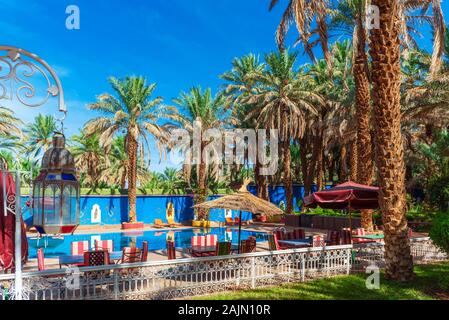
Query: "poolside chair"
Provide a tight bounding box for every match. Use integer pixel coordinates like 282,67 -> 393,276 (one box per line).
267,234 -> 281,251
83,250 -> 112,278
340,228 -> 352,245
352,228 -> 376,244
167,241 -> 176,260
70,241 -> 90,255
312,235 -> 325,247
141,241 -> 149,262
205,234 -> 217,247
37,248 -> 45,271
233,217 -> 241,225
225,217 -> 235,226
83,250 -> 111,266
95,239 -> 114,252
274,229 -> 286,241
120,247 -> 142,264
153,219 -> 168,229
240,236 -> 257,253
167,216 -> 182,227
326,230 -> 340,246
215,242 -> 231,256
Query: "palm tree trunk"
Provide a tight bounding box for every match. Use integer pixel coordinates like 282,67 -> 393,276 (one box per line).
354,4 -> 374,231
283,136 -> 293,214
350,140 -> 358,182
340,144 -> 348,182
369,0 -> 414,281
316,139 -> 324,191
127,135 -> 138,223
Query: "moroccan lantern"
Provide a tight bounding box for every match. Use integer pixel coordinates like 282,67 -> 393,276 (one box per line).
32,133 -> 80,234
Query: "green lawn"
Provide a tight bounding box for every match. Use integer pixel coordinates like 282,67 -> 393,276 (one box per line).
196,263 -> 449,300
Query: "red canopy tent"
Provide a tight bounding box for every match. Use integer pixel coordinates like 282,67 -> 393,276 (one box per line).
303,181 -> 380,230
0,170 -> 28,272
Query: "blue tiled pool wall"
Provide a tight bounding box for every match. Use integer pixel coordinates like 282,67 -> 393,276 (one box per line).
27,228 -> 269,258
22,185 -> 318,227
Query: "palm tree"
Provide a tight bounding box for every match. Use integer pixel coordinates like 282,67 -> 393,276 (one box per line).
369,0 -> 414,281
0,106 -> 22,137
84,76 -> 178,223
220,54 -> 269,200
244,50 -> 322,213
160,168 -> 184,195
24,114 -> 57,160
173,86 -> 233,220
70,131 -> 106,189
269,0 -> 332,65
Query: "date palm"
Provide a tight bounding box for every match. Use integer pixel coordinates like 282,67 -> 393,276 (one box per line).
173,87 -> 233,220
85,76 -> 178,223
0,106 -> 22,137
220,54 -> 269,200
24,114 -> 57,160
369,0 -> 414,281
70,131 -> 106,189
244,50 -> 322,213
269,0 -> 332,65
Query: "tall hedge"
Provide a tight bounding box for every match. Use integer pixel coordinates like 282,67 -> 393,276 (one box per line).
429,211 -> 449,254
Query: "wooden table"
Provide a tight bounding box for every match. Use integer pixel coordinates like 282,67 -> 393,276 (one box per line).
191,245 -> 240,256
278,239 -> 312,248
59,251 -> 123,268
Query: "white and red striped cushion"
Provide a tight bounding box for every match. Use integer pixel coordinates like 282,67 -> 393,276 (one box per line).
205,234 -> 217,246
122,247 -> 141,263
191,236 -> 205,247
71,241 -> 89,255
312,235 -> 324,247
95,240 -> 114,252
354,228 -> 366,236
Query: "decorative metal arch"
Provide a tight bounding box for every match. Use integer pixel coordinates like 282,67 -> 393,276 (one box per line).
0,45 -> 66,114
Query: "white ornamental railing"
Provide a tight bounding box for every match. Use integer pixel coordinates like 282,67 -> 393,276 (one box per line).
0,245 -> 352,300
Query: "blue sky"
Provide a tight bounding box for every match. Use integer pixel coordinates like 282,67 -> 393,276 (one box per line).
0,0 -> 447,171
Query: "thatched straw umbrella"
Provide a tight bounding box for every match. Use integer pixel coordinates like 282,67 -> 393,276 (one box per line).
192,179 -> 283,253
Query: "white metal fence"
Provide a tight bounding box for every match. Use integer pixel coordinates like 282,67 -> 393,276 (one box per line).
0,237 -> 447,300
0,245 -> 352,300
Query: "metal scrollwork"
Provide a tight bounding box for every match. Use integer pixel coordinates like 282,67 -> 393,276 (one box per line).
0,45 -> 66,112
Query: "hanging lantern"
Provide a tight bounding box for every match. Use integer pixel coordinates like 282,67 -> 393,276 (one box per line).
32,133 -> 80,234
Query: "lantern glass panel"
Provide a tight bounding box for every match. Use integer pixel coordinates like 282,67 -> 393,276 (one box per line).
43,184 -> 61,226
32,181 -> 43,226
62,184 -> 79,225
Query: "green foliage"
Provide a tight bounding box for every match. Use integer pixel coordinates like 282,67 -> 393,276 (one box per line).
429,211 -> 449,255
24,114 -> 57,160
418,130 -> 449,210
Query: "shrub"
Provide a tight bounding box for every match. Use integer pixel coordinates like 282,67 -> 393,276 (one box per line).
429,211 -> 449,254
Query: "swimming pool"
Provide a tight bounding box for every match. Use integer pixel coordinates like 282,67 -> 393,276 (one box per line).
27,228 -> 268,259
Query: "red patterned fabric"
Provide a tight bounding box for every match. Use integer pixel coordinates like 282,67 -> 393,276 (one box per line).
95,240 -> 114,252
83,250 -> 110,266
141,241 -> 149,262
37,248 -> 45,271
240,236 -> 257,253
312,235 -> 324,247
167,241 -> 176,260
268,233 -> 281,251
274,230 -> 286,241
0,171 -> 28,271
71,241 -> 89,255
303,181 -> 379,210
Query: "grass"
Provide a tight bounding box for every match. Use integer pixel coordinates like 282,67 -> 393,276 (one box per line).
196,263 -> 449,300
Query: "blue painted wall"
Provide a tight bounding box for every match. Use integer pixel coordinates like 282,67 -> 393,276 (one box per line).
22,185 -> 312,227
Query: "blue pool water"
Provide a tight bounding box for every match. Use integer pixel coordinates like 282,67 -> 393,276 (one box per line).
27,228 -> 268,259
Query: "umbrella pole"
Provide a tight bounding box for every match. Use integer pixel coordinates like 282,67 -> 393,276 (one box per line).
237,210 -> 242,254
348,201 -> 353,233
